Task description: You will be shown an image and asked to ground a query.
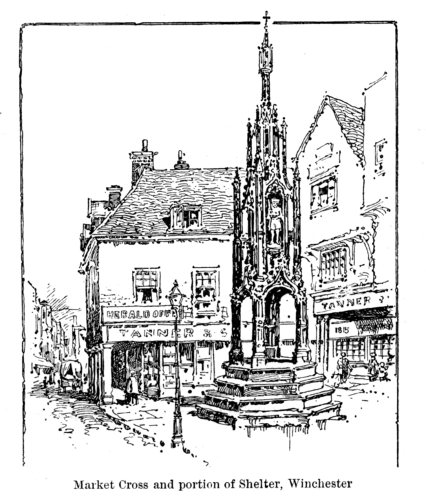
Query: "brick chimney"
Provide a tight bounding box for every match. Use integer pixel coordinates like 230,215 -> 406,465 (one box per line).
106,185 -> 123,210
129,139 -> 158,187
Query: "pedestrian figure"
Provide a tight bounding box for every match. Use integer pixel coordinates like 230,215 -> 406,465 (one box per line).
43,376 -> 49,396
336,352 -> 351,385
368,353 -> 379,382
378,362 -> 390,382
126,371 -> 139,405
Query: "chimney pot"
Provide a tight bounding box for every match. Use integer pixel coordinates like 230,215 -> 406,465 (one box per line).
174,150 -> 190,170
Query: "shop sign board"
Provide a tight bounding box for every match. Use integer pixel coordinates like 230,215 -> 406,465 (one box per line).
107,323 -> 230,342
329,320 -> 395,339
314,290 -> 394,316
329,322 -> 358,339
102,305 -> 176,324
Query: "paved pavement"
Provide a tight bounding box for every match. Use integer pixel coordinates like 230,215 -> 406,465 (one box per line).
98,372 -> 398,470
24,373 -> 397,473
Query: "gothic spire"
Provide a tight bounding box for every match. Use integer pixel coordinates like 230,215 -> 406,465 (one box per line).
259,11 -> 273,104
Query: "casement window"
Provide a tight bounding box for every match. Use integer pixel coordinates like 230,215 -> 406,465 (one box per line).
193,268 -> 219,318
133,268 -> 160,303
320,247 -> 348,282
310,175 -> 337,214
374,139 -> 387,176
172,204 -> 202,229
315,142 -> 334,163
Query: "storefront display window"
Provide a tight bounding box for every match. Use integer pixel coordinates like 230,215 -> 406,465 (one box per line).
370,335 -> 394,361
335,337 -> 365,362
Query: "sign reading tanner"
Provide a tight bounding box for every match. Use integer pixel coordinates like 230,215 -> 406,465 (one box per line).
102,305 -> 177,324
314,290 -> 394,315
107,324 -> 230,342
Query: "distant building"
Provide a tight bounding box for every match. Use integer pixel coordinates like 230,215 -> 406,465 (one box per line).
25,282 -> 54,383
25,280 -> 87,387
294,75 -> 396,374
80,142 -> 234,404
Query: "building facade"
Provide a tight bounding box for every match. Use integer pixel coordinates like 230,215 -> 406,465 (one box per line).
80,144 -> 234,403
295,74 -> 396,375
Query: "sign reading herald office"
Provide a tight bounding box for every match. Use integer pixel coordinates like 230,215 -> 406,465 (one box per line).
80,142 -> 234,403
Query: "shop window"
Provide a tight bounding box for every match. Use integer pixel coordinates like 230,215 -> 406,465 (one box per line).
374,139 -> 387,176
335,337 -> 365,362
320,247 -> 348,282
172,205 -> 202,229
193,268 -> 219,318
370,335 -> 393,360
133,268 -> 160,303
179,343 -> 195,364
310,175 -> 337,215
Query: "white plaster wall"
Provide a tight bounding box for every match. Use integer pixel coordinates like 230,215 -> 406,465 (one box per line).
363,75 -> 396,288
298,105 -> 373,292
98,238 -> 233,317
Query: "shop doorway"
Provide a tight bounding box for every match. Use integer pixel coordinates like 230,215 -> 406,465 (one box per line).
111,342 -> 160,399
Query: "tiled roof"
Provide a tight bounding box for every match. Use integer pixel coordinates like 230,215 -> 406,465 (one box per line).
295,95 -> 365,164
92,168 -> 235,240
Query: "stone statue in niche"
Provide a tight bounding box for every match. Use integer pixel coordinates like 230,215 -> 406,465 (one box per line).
269,197 -> 283,245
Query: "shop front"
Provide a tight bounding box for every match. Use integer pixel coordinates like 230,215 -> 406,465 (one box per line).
99,305 -> 230,403
313,287 -> 396,375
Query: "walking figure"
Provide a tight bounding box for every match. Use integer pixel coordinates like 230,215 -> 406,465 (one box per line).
378,362 -> 390,382
126,371 -> 139,405
368,353 -> 379,382
336,352 -> 351,385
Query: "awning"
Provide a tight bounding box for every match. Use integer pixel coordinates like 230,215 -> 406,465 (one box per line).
32,356 -> 54,369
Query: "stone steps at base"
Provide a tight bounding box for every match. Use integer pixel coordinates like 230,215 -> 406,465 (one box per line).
195,401 -> 342,428
204,387 -> 334,412
215,374 -> 326,397
224,362 -> 317,383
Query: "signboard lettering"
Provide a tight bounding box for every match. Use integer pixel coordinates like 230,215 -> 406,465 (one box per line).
102,305 -> 176,324
314,291 -> 393,316
107,324 -> 231,342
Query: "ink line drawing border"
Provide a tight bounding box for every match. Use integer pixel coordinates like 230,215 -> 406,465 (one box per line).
19,19 -> 399,467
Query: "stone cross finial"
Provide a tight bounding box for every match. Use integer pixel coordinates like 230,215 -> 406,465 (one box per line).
263,11 -> 270,29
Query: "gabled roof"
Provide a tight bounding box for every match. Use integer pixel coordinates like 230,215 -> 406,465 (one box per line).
91,167 -> 235,241
294,95 -> 365,164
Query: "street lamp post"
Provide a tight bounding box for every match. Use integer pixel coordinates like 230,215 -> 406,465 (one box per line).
168,280 -> 184,449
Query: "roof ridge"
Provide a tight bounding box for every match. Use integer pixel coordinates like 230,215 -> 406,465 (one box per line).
294,94 -> 365,164
88,167 -> 235,243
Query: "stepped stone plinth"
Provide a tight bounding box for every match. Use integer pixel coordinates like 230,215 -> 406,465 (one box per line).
196,361 -> 341,429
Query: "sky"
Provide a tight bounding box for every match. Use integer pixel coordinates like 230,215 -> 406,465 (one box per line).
21,21 -> 396,317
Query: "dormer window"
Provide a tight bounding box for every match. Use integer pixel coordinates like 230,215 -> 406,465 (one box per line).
172,204 -> 202,229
